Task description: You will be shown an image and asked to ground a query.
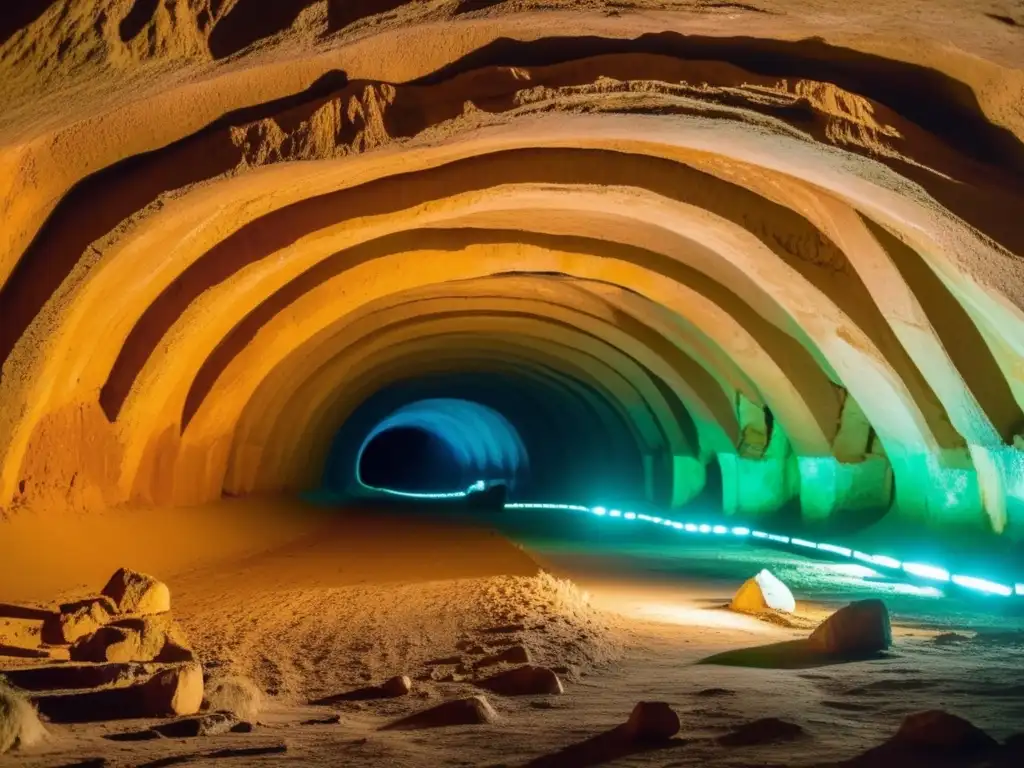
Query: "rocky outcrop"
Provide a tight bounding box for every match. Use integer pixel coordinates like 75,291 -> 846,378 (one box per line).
808,599 -> 892,656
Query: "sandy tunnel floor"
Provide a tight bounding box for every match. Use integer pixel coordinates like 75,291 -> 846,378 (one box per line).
1,498 -> 1023,767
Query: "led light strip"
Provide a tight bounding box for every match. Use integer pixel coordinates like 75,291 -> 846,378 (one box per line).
361,483 -> 1023,599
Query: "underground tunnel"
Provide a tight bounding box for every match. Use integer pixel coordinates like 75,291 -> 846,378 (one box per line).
1,1 -> 1023,765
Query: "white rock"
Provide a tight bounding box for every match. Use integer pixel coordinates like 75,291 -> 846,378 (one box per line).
730,569 -> 796,614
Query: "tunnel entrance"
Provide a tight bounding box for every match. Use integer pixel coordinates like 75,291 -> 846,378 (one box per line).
357,426 -> 462,493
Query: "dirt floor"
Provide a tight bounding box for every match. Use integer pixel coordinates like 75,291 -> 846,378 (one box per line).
1,497 -> 1023,767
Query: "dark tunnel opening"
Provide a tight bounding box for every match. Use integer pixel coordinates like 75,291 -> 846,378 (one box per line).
357,425 -> 463,493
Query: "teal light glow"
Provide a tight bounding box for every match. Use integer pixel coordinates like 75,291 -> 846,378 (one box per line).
817,543 -> 853,557
951,575 -> 1012,596
364,479 -> 1022,601
902,563 -> 951,582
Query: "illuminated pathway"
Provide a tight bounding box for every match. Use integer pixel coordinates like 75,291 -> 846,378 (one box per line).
359,482 -> 1024,601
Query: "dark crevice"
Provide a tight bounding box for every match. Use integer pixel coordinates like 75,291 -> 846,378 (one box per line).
412,32 -> 1024,175
0,0 -> 58,45
119,0 -> 160,43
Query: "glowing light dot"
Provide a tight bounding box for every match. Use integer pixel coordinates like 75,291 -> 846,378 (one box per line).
791,538 -> 817,548
751,531 -> 768,539
731,527 -> 751,536
1016,584 -> 1024,596
684,523 -> 698,532
651,517 -> 663,524
624,512 -> 637,520
608,509 -> 622,517
712,525 -> 728,534
591,507 -> 606,515
671,522 -> 684,530
902,562 -> 950,582
698,524 -> 711,533
767,534 -> 790,544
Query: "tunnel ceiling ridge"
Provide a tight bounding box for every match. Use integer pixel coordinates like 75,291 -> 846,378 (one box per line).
1,0 -> 1023,536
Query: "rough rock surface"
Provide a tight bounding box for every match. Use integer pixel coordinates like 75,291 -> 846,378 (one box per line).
203,675 -> 264,719
101,568 -> 171,616
381,695 -> 500,730
47,597 -> 116,645
808,599 -> 892,656
624,701 -> 681,742
479,665 -> 564,696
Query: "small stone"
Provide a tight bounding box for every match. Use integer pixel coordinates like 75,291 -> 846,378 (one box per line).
730,570 -> 796,614
624,702 -> 680,742
154,712 -> 236,738
479,665 -> 563,696
381,695 -> 499,730
476,644 -> 531,668
301,714 -> 341,725
891,710 -> 998,753
230,721 -> 254,733
718,717 -> 804,747
101,568 -> 170,616
808,599 -> 891,656
933,632 -> 971,645
381,675 -> 412,697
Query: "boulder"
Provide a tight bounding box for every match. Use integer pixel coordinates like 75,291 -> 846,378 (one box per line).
718,717 -> 805,746
70,614 -> 192,664
69,625 -> 141,663
101,568 -> 170,616
381,695 -> 499,730
891,710 -> 998,754
143,662 -> 204,717
479,665 -> 563,696
808,599 -> 891,656
624,702 -> 680,742
204,676 -> 264,719
46,597 -> 116,645
0,682 -> 47,754
476,644 -> 531,668
380,675 -> 412,698
730,569 -> 796,614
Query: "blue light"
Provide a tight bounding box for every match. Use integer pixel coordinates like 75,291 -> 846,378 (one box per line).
712,525 -> 728,534
751,530 -> 768,539
791,538 -> 817,549
767,534 -> 790,544
902,562 -> 951,582
698,524 -> 711,533
950,575 -> 1012,596
731,527 -> 751,536
608,509 -> 622,517
684,523 -> 698,532
624,512 -> 637,520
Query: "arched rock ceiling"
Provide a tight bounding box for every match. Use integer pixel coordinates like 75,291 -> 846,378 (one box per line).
1,0 -> 1023,536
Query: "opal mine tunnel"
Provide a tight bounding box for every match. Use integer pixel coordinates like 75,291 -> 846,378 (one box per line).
1,1 -> 1023,764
